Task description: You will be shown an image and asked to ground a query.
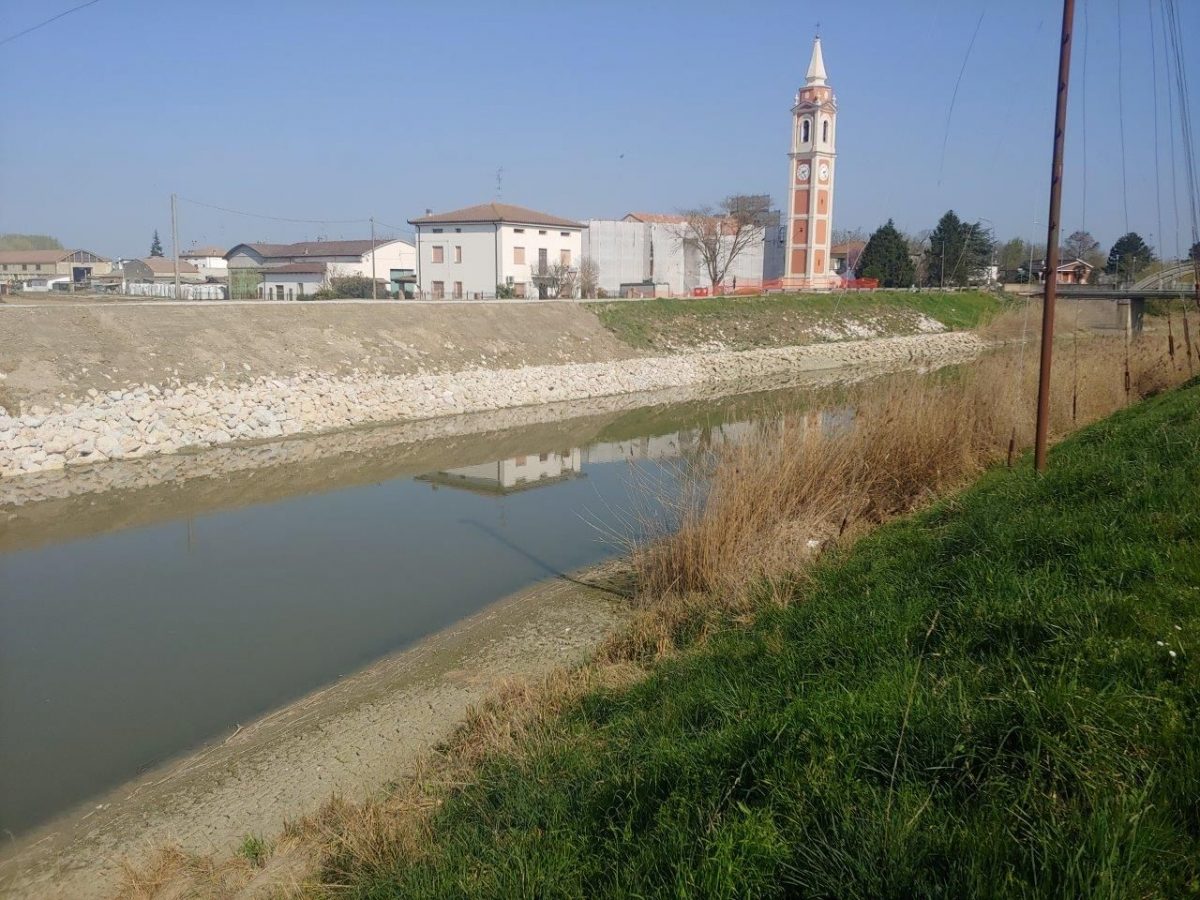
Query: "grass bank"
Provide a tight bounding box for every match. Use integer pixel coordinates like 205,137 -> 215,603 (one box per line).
323,375 -> 1200,898
587,290 -> 1003,352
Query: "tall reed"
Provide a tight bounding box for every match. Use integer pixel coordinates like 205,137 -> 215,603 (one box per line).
633,322 -> 1191,601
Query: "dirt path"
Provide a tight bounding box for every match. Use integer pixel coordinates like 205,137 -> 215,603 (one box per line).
0,566 -> 633,900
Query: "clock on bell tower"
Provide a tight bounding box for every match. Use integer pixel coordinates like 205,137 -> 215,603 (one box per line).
784,36 -> 838,290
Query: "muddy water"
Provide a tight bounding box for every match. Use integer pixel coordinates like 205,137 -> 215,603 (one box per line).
0,385 -> 832,839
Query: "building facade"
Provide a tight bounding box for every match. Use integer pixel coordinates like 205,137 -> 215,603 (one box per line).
784,37 -> 839,290
180,246 -> 229,280
409,203 -> 584,299
0,249 -> 111,289
224,239 -> 416,298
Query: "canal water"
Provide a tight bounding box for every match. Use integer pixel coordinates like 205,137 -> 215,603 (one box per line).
0,385 -> 831,838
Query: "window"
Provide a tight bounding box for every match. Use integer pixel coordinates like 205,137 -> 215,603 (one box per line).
431,280 -> 445,299
539,452 -> 549,462
432,228 -> 443,234
560,249 -> 571,266
275,284 -> 285,300
432,245 -> 444,263
538,248 -> 548,268
454,227 -> 462,233
21,264 -> 28,271
513,228 -> 525,234
801,118 -> 811,143
513,246 -> 525,264
287,289 -> 294,301
453,281 -> 463,298
298,283 -> 305,297
454,245 -> 462,263
822,119 -> 829,142
538,230 -> 547,235
35,264 -> 42,271
515,456 -> 527,467
560,231 -> 570,237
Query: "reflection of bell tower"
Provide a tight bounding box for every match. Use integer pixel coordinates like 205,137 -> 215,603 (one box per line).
785,37 -> 838,290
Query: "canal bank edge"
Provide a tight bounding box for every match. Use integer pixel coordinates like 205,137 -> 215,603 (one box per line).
0,331 -> 983,479
0,563 -> 635,900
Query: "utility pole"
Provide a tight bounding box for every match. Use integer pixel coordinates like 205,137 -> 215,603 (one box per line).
940,240 -> 945,290
370,216 -> 377,301
1033,0 -> 1076,472
171,193 -> 181,300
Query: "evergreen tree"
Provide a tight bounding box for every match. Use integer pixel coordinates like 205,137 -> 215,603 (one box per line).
150,230 -> 164,257
1105,232 -> 1155,282
1188,240 -> 1199,262
855,219 -> 914,287
923,210 -> 992,287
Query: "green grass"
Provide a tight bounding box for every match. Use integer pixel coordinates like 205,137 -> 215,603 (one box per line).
586,290 -> 1005,351
238,834 -> 270,868
340,380 -> 1200,898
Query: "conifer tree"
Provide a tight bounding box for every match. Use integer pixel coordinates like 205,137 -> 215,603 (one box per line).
149,230 -> 164,257
855,219 -> 915,287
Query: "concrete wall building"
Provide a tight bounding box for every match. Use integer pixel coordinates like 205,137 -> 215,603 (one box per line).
582,213 -> 766,297
409,203 -> 584,299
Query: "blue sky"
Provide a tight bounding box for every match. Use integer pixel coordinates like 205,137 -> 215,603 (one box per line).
1,0 -> 1197,258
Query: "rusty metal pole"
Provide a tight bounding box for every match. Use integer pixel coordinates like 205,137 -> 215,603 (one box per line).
1033,0 -> 1076,473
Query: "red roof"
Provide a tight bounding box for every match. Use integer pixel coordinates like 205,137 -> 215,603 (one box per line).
409,202 -> 583,229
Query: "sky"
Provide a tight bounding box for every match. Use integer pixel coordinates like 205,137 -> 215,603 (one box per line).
1,0 -> 1198,259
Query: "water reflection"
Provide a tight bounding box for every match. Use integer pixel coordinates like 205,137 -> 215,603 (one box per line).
0,385 -> 847,838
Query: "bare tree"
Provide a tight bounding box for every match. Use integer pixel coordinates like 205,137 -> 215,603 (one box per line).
530,259 -> 578,299
832,227 -> 868,246
578,257 -> 600,298
673,194 -> 772,292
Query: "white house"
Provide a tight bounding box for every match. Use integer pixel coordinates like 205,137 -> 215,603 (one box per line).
583,213 -> 767,297
408,202 -> 584,299
224,238 -> 416,298
258,262 -> 328,300
180,245 -> 229,280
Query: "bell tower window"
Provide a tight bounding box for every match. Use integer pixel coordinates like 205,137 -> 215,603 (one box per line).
822,120 -> 829,143
801,118 -> 810,143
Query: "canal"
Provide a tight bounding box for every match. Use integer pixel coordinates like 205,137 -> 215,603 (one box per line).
0,384 -> 834,838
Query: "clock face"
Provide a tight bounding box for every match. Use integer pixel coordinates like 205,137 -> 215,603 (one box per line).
818,163 -> 830,183
797,163 -> 810,182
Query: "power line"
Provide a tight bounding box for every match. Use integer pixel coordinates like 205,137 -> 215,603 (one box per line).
176,195 -> 367,226
1116,0 -> 1130,233
1148,0 -> 1164,257
0,0 -> 102,47
937,5 -> 987,186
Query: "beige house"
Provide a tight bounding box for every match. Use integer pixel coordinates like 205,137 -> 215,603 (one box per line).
409,203 -> 584,299
0,249 -> 111,290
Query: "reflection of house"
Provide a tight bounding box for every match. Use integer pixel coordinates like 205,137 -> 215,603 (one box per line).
1039,257 -> 1094,285
225,239 -> 417,298
410,203 -> 584,300
418,449 -> 583,495
583,213 -> 768,297
0,249 -> 111,290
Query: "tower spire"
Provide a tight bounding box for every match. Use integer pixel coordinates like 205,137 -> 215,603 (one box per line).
806,36 -> 827,86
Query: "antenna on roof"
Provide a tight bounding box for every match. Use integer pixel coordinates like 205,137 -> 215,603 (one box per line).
496,166 -> 504,200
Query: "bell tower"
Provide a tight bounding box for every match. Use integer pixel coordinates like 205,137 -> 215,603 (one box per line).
784,37 -> 838,290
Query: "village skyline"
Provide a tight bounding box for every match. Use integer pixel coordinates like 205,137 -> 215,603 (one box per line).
2,0 -> 1198,259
